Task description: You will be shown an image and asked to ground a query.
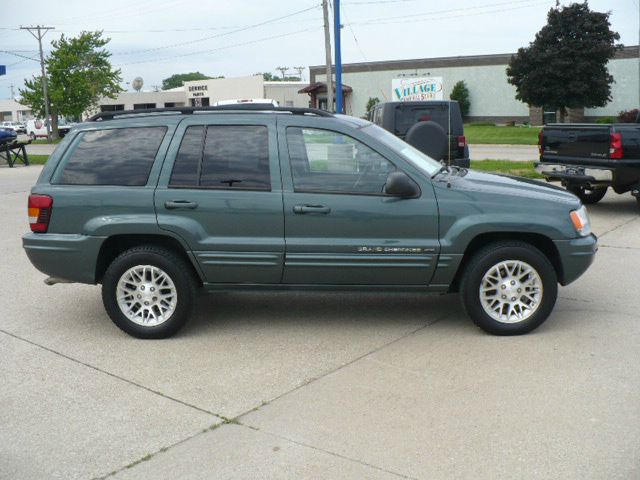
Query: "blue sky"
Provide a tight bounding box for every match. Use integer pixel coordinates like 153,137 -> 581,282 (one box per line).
0,0 -> 636,98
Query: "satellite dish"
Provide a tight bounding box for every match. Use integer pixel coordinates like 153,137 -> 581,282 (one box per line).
132,77 -> 144,92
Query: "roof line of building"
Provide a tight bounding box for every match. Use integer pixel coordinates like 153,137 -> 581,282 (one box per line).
309,45 -> 640,76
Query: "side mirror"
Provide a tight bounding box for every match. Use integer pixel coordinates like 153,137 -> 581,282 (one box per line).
384,171 -> 419,198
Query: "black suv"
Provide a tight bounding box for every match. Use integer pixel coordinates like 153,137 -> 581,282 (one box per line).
370,101 -> 470,168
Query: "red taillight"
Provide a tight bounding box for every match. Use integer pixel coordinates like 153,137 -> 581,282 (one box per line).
538,131 -> 543,155
610,132 -> 623,159
457,135 -> 467,148
28,194 -> 53,233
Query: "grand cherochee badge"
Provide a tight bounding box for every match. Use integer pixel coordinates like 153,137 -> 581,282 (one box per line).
357,247 -> 434,253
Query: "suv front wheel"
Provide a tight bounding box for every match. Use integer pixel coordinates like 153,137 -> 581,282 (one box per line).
460,242 -> 558,335
102,246 -> 197,338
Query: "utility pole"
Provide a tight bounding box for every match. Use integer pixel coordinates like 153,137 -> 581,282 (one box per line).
10,84 -> 15,99
322,0 -> 334,113
334,0 -> 343,114
20,25 -> 54,141
276,66 -> 289,81
293,66 -> 305,81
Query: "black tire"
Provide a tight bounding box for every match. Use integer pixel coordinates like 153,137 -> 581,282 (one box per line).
102,246 -> 197,339
460,241 -> 558,335
567,185 -> 607,204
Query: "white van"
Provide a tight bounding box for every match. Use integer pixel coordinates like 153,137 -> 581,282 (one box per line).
212,99 -> 279,107
26,119 -> 73,139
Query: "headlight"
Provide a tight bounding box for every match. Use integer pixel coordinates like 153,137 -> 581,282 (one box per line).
570,205 -> 591,236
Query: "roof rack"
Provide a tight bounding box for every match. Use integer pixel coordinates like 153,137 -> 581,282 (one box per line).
88,105 -> 334,122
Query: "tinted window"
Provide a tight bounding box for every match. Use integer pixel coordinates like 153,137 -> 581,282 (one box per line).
286,127 -> 396,195
200,125 -> 270,190
169,126 -> 204,187
55,127 -> 166,186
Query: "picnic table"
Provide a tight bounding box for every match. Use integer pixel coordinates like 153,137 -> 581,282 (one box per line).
1,141 -> 30,167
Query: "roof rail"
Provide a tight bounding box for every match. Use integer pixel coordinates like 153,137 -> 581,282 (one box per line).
88,105 -> 334,122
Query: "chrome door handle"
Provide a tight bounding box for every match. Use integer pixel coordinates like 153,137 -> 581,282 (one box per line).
293,204 -> 331,214
164,200 -> 198,210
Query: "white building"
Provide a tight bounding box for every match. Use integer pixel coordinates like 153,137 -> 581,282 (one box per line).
92,87 -> 186,115
307,46 -> 640,123
0,99 -> 31,122
92,75 -> 309,115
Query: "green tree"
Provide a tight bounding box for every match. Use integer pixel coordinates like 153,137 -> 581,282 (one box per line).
162,72 -> 218,90
449,81 -> 470,117
20,31 -> 122,138
365,97 -> 380,118
507,3 -> 620,122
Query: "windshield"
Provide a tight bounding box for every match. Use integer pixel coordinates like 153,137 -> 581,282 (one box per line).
360,123 -> 442,176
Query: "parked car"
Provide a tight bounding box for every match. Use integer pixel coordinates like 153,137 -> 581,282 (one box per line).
23,105 -> 596,338
536,122 -> 640,208
0,127 -> 17,146
370,101 -> 470,167
26,118 -> 73,139
0,121 -> 26,134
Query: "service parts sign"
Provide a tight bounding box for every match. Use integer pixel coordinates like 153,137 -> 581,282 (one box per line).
392,77 -> 444,101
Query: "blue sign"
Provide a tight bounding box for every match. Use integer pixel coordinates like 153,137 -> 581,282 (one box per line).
0,65 -> 6,76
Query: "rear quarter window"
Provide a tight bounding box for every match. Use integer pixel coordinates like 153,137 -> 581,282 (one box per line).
53,126 -> 167,186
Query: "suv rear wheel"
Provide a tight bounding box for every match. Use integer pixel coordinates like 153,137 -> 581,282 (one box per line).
102,246 -> 197,338
460,242 -> 558,335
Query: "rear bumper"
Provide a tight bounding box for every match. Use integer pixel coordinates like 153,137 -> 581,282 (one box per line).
535,163 -> 613,183
553,234 -> 598,286
451,157 -> 470,168
23,233 -> 106,284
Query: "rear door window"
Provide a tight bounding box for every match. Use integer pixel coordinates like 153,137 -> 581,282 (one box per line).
169,125 -> 270,190
54,126 -> 166,186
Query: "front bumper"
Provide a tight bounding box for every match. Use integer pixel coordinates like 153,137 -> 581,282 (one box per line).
23,233 -> 106,284
553,234 -> 598,286
535,163 -> 613,184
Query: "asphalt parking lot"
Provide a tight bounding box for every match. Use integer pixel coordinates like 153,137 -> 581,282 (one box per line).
1,164 -> 638,480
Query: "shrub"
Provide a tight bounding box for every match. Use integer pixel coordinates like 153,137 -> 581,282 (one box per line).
595,116 -> 617,124
617,109 -> 639,123
450,81 -> 470,117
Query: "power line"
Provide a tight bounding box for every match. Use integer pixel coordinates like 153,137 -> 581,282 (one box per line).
0,49 -> 39,62
353,0 -> 552,26
113,4 -> 321,57
352,0 -> 547,25
116,26 -> 322,67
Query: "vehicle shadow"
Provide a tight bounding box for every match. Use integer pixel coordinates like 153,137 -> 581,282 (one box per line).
186,290 -> 465,334
586,192 -> 638,214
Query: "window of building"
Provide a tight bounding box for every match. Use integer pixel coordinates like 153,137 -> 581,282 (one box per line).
169,125 -> 270,190
133,103 -> 157,110
286,127 -> 396,195
190,98 -> 210,107
54,127 -> 167,186
100,104 -> 125,112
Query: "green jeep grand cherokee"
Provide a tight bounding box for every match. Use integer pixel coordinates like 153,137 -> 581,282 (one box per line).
23,106 -> 597,338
